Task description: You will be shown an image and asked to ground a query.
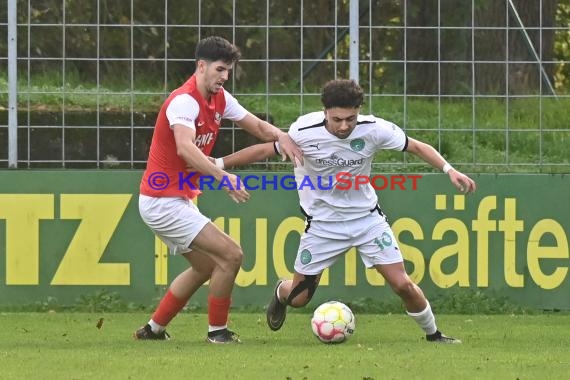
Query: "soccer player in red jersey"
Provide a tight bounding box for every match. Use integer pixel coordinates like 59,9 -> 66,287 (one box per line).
134,36 -> 302,343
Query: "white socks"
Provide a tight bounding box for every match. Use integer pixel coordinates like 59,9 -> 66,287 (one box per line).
406,302 -> 437,335
148,319 -> 166,334
276,282 -> 283,302
208,325 -> 227,332
150,319 -> 227,333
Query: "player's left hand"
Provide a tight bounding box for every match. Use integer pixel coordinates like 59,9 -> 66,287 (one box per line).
448,169 -> 476,194
277,133 -> 303,167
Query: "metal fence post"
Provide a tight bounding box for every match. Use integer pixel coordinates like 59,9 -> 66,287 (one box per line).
8,0 -> 18,168
349,0 -> 359,83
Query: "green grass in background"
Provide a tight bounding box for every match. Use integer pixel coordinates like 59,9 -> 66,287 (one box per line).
1,71 -> 568,173
1,312 -> 569,380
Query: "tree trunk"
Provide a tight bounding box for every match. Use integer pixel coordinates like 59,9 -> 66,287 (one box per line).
507,0 -> 557,95
474,0 -> 558,95
403,0 -> 440,94
404,0 -> 558,95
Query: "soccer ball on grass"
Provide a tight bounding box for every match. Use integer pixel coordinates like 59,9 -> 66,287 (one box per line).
310,301 -> 355,344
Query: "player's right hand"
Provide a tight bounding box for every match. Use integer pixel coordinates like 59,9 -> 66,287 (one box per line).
277,133 -> 303,167
223,173 -> 250,203
449,169 -> 476,194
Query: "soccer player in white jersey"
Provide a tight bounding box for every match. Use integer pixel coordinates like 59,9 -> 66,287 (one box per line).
217,79 -> 476,343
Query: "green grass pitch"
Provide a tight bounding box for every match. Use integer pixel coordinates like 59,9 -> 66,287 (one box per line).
1,312 -> 569,379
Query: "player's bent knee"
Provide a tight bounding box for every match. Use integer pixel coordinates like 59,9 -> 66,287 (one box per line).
391,280 -> 417,298
218,245 -> 243,273
228,248 -> 243,270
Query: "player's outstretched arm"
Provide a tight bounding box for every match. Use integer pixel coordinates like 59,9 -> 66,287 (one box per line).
405,137 -> 476,194
218,142 -> 278,170
235,113 -> 303,166
173,124 -> 250,203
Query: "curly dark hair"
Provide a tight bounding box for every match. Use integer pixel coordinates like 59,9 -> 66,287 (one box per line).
195,36 -> 241,64
321,79 -> 364,109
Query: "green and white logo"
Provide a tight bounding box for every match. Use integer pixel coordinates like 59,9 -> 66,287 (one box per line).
350,138 -> 365,151
374,232 -> 393,250
300,249 -> 312,264
381,232 -> 393,247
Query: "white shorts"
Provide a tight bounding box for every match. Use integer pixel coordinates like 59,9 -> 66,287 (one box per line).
139,195 -> 210,255
294,210 -> 403,275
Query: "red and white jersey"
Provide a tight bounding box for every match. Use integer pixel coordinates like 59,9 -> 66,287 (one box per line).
140,75 -> 247,199
289,111 -> 408,221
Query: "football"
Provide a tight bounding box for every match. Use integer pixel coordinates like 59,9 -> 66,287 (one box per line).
310,301 -> 355,344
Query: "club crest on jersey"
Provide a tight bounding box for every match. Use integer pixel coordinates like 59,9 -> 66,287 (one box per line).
214,112 -> 222,125
350,138 -> 365,151
300,249 -> 312,264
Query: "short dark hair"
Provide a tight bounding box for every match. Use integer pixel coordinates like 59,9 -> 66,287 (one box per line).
321,79 -> 364,109
195,36 -> 241,64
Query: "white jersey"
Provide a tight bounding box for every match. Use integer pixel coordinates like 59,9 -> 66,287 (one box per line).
289,111 -> 407,221
166,89 -> 248,130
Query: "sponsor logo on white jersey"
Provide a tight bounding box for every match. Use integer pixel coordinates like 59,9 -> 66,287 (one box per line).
315,153 -> 364,167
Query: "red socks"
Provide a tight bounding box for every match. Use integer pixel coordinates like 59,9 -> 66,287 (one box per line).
208,295 -> 231,327
151,291 -> 231,329
152,289 -> 189,326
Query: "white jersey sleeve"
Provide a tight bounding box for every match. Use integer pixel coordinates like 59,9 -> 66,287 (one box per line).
288,111 -> 324,145
222,89 -> 248,121
369,116 -> 408,151
166,94 -> 200,129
